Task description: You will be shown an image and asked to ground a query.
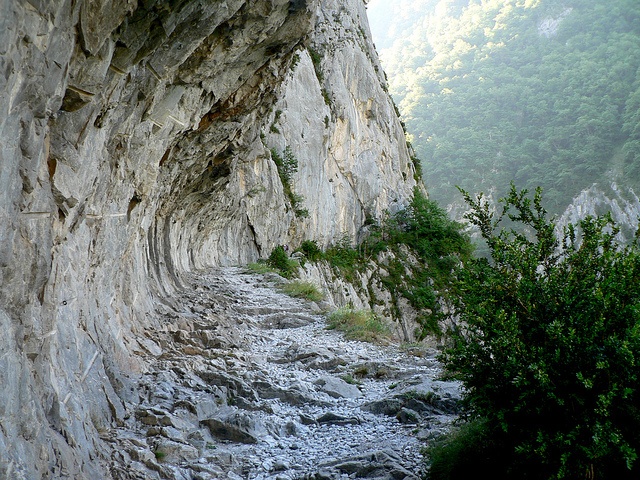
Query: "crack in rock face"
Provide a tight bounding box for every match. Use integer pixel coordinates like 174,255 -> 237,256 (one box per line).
110,267 -> 461,479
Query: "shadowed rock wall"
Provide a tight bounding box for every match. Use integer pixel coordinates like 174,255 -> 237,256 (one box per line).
0,0 -> 416,477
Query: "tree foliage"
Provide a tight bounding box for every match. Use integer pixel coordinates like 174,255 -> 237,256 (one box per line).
384,188 -> 474,336
391,187 -> 474,280
369,0 -> 640,212
267,245 -> 298,278
438,185 -> 640,478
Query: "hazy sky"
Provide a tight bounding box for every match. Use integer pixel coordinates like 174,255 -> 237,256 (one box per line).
365,0 -> 393,49
365,0 -> 430,51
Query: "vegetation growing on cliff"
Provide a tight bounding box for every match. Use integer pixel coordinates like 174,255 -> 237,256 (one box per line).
280,280 -> 325,302
300,187 -> 473,338
271,147 -> 309,218
429,185 -> 640,479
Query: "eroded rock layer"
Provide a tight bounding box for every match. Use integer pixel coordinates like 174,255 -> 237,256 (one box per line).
1,0 -> 417,477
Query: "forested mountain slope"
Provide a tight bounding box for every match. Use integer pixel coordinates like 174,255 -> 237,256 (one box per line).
367,0 -> 640,214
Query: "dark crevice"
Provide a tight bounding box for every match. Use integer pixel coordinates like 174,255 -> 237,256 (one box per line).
159,146 -> 172,167
246,214 -> 262,257
47,157 -> 57,181
127,193 -> 142,222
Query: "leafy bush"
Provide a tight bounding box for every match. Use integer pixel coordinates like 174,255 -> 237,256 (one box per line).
391,187 -> 473,280
290,52 -> 301,70
326,306 -> 391,343
267,246 -> 298,278
382,188 -> 472,337
308,47 -> 324,83
278,146 -> 298,184
323,236 -> 362,283
281,281 -> 324,302
438,185 -> 640,478
340,373 -> 360,385
298,188 -> 472,338
289,191 -> 308,218
299,240 -> 324,261
270,147 -> 296,185
426,419 -> 512,480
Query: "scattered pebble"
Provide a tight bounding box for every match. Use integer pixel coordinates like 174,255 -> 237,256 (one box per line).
110,267 -> 461,479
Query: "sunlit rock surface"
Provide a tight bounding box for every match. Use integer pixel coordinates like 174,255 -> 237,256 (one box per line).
557,182 -> 640,241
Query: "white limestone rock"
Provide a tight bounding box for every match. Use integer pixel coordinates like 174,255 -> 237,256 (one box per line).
0,0 -> 418,476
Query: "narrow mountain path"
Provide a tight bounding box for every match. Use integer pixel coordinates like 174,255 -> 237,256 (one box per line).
109,267 -> 460,480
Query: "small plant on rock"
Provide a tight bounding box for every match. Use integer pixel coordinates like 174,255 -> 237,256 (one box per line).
340,373 -> 361,385
281,280 -> 324,302
298,240 -> 324,261
267,245 -> 298,278
271,146 -> 308,218
326,305 -> 391,343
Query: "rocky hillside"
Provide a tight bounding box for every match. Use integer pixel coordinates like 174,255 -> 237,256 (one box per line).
0,0 -> 418,477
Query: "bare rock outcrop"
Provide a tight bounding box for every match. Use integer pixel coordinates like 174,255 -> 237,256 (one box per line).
1,0 -> 417,477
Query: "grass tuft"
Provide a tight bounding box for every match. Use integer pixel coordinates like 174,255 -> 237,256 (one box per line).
281,281 -> 324,302
326,306 -> 391,343
245,261 -> 277,275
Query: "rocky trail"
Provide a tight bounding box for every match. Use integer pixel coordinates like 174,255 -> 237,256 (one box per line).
106,267 -> 461,479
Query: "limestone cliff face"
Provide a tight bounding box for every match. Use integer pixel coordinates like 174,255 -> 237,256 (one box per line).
0,0 -> 416,477
265,0 -> 417,247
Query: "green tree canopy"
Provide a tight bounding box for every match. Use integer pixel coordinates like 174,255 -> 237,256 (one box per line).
369,0 -> 640,212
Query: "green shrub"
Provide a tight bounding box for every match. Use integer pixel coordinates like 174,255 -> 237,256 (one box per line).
440,185 -> 640,478
392,187 -> 473,280
281,280 -> 324,302
271,146 -> 308,217
308,47 -> 324,83
295,208 -> 309,218
400,390 -> 437,404
271,147 -> 298,185
426,419 -> 512,480
340,374 -> 361,385
321,88 -> 332,106
299,240 -> 324,261
326,306 -> 391,343
291,52 -> 301,70
323,236 -> 362,283
267,246 -> 298,278
289,191 -> 307,218
292,188 -> 472,337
